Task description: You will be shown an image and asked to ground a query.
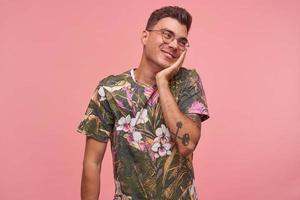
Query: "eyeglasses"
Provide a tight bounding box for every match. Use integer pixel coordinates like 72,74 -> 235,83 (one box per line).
146,29 -> 190,51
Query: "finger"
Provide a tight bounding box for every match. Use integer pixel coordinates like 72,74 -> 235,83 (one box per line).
174,50 -> 187,69
170,50 -> 185,69
178,50 -> 187,63
180,50 -> 187,61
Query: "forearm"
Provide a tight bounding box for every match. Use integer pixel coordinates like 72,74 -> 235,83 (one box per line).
81,162 -> 101,200
157,81 -> 201,156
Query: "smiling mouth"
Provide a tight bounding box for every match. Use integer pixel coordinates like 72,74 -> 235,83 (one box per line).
161,50 -> 176,59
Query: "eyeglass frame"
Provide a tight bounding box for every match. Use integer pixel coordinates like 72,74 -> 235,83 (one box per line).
146,28 -> 190,50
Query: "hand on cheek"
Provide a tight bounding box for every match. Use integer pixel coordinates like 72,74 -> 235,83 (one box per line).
156,50 -> 187,84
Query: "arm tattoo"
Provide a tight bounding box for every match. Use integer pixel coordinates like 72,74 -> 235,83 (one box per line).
182,133 -> 190,146
175,121 -> 182,138
170,121 -> 190,146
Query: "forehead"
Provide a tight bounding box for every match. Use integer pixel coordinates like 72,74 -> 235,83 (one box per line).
152,17 -> 188,37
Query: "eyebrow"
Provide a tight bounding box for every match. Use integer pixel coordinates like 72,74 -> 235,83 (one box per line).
162,28 -> 188,42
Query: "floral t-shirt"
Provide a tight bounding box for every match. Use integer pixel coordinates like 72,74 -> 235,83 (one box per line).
77,67 -> 209,200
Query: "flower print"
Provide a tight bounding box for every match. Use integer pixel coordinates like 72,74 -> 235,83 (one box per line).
131,109 -> 149,126
155,124 -> 171,143
114,180 -> 133,200
189,179 -> 198,198
147,90 -> 159,106
122,84 -> 134,107
144,87 -> 154,98
115,180 -> 122,196
151,124 -> 173,158
124,86 -> 133,100
133,131 -> 143,141
98,86 -> 106,101
188,101 -> 207,114
124,131 -> 146,151
115,99 -> 126,110
116,115 -> 133,132
151,142 -> 172,158
103,81 -> 131,92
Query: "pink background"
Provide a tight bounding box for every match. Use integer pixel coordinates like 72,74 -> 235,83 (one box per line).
1,0 -> 299,199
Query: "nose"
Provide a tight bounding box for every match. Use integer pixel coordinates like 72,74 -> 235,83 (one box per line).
167,38 -> 179,49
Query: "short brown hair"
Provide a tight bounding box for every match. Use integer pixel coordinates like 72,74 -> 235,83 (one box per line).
146,6 -> 192,32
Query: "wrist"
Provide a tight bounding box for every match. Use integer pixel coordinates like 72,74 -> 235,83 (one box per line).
156,77 -> 169,88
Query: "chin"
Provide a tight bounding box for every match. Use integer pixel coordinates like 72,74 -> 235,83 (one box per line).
157,56 -> 175,68
157,61 -> 171,69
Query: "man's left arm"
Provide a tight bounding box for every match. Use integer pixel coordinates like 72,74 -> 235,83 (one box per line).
156,50 -> 208,156
157,80 -> 201,156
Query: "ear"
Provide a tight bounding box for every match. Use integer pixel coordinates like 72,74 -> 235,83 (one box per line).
141,30 -> 149,45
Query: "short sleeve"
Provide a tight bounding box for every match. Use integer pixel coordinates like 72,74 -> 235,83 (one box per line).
178,69 -> 210,124
76,83 -> 115,143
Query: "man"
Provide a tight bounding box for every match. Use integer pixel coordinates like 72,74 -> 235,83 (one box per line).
77,6 -> 209,200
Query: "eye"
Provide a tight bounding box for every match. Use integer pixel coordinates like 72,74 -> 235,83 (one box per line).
178,39 -> 188,47
162,30 -> 173,39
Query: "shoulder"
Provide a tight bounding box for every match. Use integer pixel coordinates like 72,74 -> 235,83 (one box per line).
97,69 -> 131,87
97,69 -> 132,94
174,67 -> 201,84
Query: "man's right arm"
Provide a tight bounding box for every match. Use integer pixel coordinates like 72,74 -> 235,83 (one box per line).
81,136 -> 108,200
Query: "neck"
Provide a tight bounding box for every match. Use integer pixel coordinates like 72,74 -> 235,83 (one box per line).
135,54 -> 162,87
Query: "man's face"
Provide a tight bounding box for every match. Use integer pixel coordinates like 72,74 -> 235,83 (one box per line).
142,17 -> 188,69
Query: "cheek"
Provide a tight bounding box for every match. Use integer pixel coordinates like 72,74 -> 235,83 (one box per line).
147,37 -> 164,50
145,43 -> 161,57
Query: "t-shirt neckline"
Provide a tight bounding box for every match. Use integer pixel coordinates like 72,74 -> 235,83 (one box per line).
130,68 -> 157,89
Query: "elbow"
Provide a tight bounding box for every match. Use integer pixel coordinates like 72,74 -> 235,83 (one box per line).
176,126 -> 201,156
83,159 -> 102,172
177,133 -> 201,156
177,143 -> 196,157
